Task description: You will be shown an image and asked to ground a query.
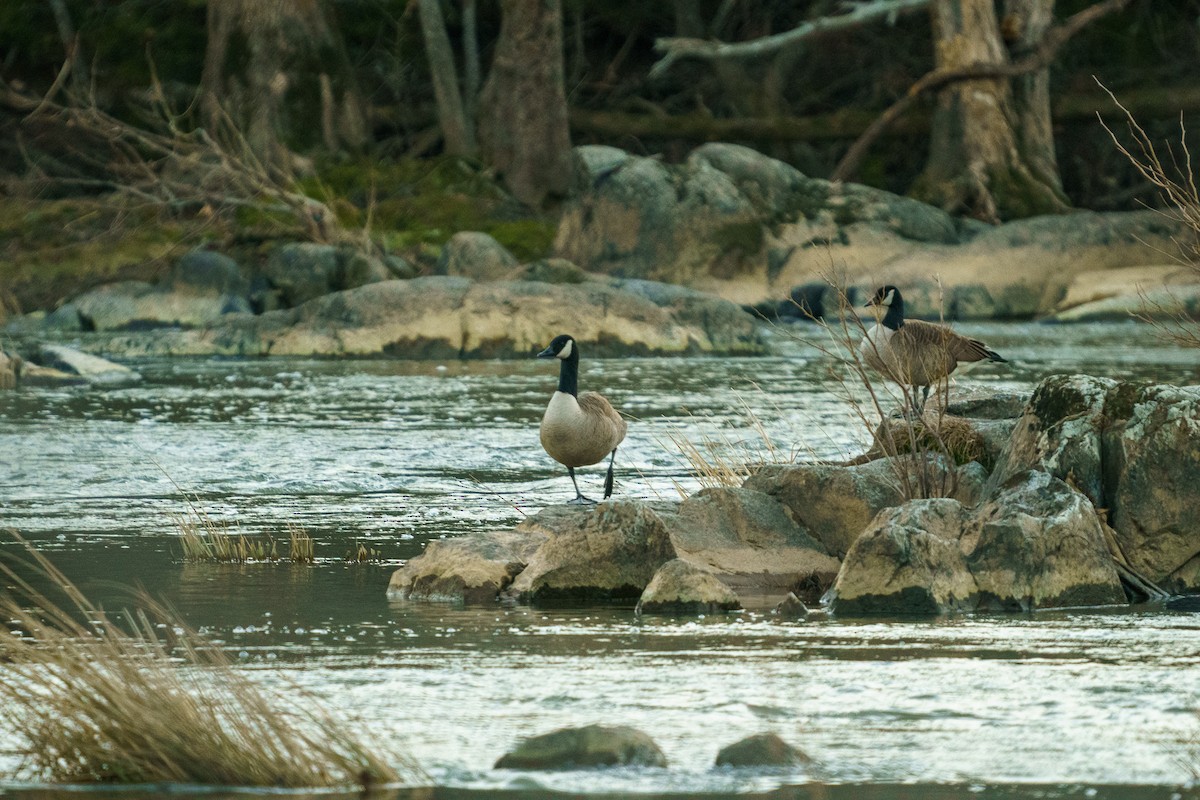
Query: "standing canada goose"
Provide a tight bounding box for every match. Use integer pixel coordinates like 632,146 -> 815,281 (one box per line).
860,285 -> 1007,409
536,334 -> 627,504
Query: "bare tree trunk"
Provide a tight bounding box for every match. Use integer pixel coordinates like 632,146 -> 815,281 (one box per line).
462,0 -> 481,138
201,0 -> 368,171
1004,0 -> 1064,196
418,0 -> 475,157
479,0 -> 572,207
910,0 -> 1068,221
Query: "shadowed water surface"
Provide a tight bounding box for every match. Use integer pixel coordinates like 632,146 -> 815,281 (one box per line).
2,322 -> 1199,798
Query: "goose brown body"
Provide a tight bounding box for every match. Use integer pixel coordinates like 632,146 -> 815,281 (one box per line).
860,286 -> 1006,396
540,391 -> 627,468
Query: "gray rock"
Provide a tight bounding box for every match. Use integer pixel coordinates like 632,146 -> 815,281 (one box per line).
495,724 -> 667,770
715,733 -> 810,767
504,502 -> 679,604
386,530 -> 546,604
69,280 -> 250,331
436,232 -> 519,282
635,559 -> 741,615
744,455 -> 970,559
827,498 -> 976,615
259,243 -> 392,308
968,470 -> 1126,611
261,243 -> 340,307
658,487 -> 840,601
519,257 -> 589,285
827,471 -> 1126,615
169,249 -> 247,294
29,344 -> 140,384
1102,383 -> 1200,592
383,254 -> 418,280
42,304 -> 84,331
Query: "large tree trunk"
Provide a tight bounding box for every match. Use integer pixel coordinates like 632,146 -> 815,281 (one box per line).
479,0 -> 572,208
1003,0 -> 1063,196
910,0 -> 1068,221
200,0 -> 367,173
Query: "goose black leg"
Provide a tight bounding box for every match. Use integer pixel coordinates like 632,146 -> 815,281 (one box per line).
567,466 -> 594,505
603,448 -> 618,499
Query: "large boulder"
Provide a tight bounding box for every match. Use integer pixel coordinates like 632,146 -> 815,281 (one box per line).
658,486 -> 840,601
386,530 -> 546,604
495,724 -> 667,770
436,232 -> 520,281
1101,383 -> 1200,591
89,276 -> 766,358
260,243 -> 391,308
553,144 -> 1186,313
827,471 -> 1127,615
989,375 -> 1200,590
827,498 -> 977,615
504,502 -> 679,604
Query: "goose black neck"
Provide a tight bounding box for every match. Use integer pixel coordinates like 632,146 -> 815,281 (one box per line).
557,351 -> 580,396
882,296 -> 905,330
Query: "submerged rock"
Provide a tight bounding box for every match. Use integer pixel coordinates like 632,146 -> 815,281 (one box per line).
495,724 -> 667,770
715,733 -> 810,767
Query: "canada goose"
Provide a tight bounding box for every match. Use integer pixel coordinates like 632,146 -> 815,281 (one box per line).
536,334 -> 627,504
860,285 -> 1007,409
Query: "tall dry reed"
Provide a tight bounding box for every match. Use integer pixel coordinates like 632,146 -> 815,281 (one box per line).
0,535 -> 418,788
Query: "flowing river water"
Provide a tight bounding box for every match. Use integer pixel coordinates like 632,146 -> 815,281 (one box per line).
2,321 -> 1200,800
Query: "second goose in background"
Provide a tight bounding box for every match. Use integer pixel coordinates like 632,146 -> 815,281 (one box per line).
860,285 -> 1007,409
537,334 -> 628,504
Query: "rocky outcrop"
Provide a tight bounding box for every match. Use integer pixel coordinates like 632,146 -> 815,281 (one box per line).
744,455 -> 981,559
494,724 -> 667,770
1045,265 -> 1200,322
553,143 -> 1187,313
827,471 -> 1126,614
714,733 -> 810,767
88,275 -> 765,358
65,280 -> 252,332
988,375 -> 1200,591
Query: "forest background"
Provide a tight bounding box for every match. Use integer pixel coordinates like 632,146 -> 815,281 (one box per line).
0,0 -> 1196,316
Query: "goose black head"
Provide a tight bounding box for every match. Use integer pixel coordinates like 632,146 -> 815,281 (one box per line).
865,285 -> 901,309
864,285 -> 905,329
537,334 -> 577,361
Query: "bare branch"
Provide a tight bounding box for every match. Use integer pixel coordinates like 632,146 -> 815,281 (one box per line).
651,0 -> 931,80
832,0 -> 1134,182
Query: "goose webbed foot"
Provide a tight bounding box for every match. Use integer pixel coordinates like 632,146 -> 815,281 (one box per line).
567,494 -> 597,505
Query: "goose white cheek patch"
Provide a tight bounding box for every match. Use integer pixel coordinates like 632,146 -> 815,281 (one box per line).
557,340 -> 573,359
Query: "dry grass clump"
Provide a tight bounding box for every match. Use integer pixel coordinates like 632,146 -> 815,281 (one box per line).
0,536 -> 416,788
177,511 -> 317,564
662,394 -> 797,492
345,539 -> 383,563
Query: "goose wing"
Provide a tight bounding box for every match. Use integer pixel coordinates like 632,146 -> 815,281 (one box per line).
578,391 -> 628,447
